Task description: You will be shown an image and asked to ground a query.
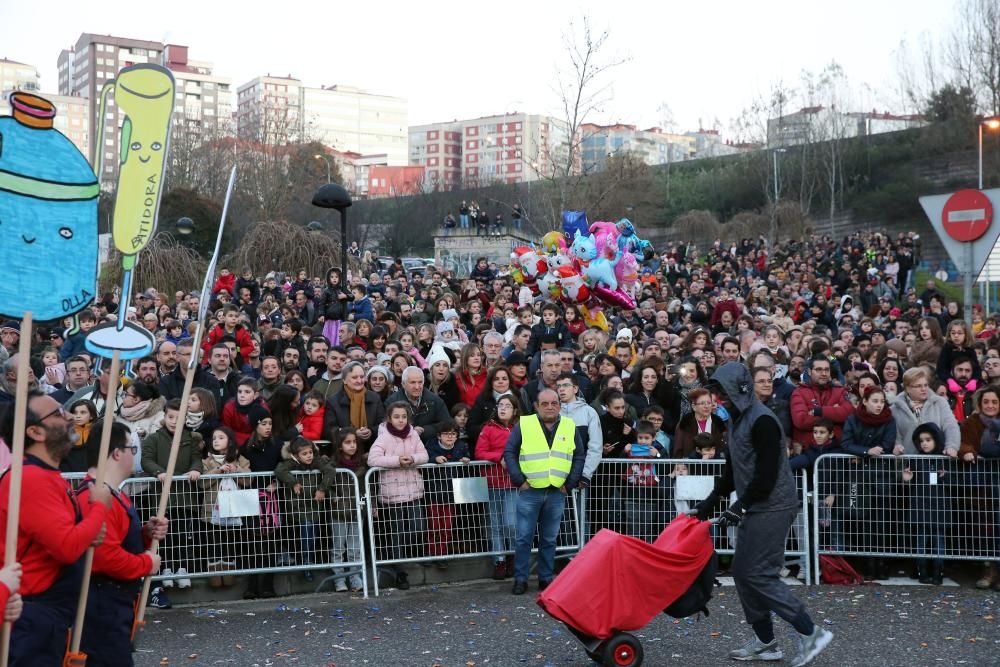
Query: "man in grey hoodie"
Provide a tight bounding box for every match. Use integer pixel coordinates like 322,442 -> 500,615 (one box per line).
694,362 -> 832,667
556,373 -> 603,539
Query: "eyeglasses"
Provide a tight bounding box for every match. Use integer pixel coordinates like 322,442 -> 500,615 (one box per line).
117,444 -> 139,455
32,405 -> 68,423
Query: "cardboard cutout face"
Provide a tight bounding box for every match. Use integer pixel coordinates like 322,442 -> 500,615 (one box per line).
0,92 -> 98,320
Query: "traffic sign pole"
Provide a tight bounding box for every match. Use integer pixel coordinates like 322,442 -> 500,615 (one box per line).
967,243 -> 974,326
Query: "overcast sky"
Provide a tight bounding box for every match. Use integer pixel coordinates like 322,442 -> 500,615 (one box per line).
1,0 -> 958,137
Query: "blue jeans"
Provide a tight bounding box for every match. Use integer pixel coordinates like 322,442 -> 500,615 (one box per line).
514,486 -> 567,582
300,520 -> 316,565
488,488 -> 517,562
460,214 -> 469,229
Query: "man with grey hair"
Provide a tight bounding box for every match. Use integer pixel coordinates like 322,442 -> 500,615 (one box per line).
0,356 -> 38,404
482,331 -> 505,368
385,366 -> 450,444
524,349 -> 563,414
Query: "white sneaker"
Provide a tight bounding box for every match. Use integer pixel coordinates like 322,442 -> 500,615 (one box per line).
791,626 -> 833,667
176,567 -> 192,589
334,579 -> 348,592
729,635 -> 783,661
161,567 -> 175,588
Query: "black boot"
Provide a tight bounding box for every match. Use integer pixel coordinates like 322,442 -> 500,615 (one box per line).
917,562 -> 932,584
244,574 -> 260,600
875,559 -> 890,580
932,565 -> 944,586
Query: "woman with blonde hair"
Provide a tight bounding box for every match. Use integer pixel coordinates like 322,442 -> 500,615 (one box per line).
889,366 -> 960,455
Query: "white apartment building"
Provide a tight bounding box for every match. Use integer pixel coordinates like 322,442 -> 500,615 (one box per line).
237,77 -> 408,164
162,44 -> 234,134
767,106 -> 927,147
0,59 -> 40,93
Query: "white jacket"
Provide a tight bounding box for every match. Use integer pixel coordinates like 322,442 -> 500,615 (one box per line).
560,398 -> 603,480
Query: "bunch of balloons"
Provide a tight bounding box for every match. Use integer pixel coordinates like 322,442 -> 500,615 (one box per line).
508,214 -> 653,331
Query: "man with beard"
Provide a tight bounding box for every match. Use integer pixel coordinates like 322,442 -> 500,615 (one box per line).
305,336 -> 329,380
135,356 -> 160,385
156,341 -> 178,377
281,347 -> 301,373
695,363 -> 832,666
0,391 -> 112,666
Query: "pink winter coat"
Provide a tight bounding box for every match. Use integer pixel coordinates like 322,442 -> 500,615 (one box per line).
367,423 -> 429,503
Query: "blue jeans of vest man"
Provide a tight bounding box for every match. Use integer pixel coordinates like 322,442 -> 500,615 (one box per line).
513,486 -> 567,582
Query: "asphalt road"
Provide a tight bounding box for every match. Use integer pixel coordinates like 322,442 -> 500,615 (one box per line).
134,580 -> 999,666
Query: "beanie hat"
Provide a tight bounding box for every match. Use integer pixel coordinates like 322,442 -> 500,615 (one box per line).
366,365 -> 394,384
436,321 -> 455,336
247,404 -> 271,429
885,338 -> 908,357
441,308 -> 459,321
426,344 -> 452,368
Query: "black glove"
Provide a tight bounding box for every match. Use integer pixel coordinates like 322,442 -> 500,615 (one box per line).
694,493 -> 720,521
717,500 -> 745,528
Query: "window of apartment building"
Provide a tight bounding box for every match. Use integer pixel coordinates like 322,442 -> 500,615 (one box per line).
467,126 -> 478,136
466,140 -> 476,150
204,82 -> 215,90
428,158 -> 438,166
428,130 -> 438,140
428,144 -> 439,153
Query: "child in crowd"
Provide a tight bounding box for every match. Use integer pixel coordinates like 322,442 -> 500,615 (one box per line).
904,423 -> 951,585
450,403 -> 471,443
640,405 -> 672,457
689,432 -> 724,460
297,390 -> 326,441
937,320 -> 981,384
239,409 -> 281,599
424,421 -> 470,568
275,437 -> 337,582
329,428 -> 366,592
59,309 -> 96,361
476,394 -> 519,580
63,399 -> 97,473
222,378 -> 266,446
165,319 -> 189,345
38,346 -> 64,393
623,421 -> 662,542
367,401 -> 429,590
201,426 -> 250,588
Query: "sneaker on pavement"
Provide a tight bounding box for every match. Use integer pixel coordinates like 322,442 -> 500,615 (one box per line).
175,567 -> 192,589
349,576 -> 363,592
729,635 -> 783,661
161,567 -> 175,588
149,587 -> 172,609
791,627 -> 833,667
334,579 -> 348,592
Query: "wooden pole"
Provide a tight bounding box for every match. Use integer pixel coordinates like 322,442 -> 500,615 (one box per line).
0,313 -> 33,667
133,322 -> 201,634
64,351 -> 121,666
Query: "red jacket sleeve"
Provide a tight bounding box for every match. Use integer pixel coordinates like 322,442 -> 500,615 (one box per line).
201,325 -> 221,364
818,387 -> 853,424
22,475 -> 106,566
236,327 -> 254,363
80,488 -> 151,581
789,387 -> 815,431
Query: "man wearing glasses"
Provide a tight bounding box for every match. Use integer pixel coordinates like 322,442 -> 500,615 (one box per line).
79,421 -> 168,659
0,391 -> 112,666
789,357 -> 852,450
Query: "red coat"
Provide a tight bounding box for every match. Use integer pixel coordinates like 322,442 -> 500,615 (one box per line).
455,370 -> 488,407
222,400 -> 266,446
298,405 -> 326,441
475,420 -> 515,489
789,381 -> 853,447
79,482 -> 152,581
201,323 -> 255,364
213,273 -> 236,296
0,456 -> 107,595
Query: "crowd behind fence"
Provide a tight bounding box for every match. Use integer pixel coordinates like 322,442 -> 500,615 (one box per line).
61,452 -> 1000,597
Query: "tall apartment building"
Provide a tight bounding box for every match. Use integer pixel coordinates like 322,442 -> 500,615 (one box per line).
58,33 -> 164,184
409,112 -> 570,191
766,106 -> 927,148
58,34 -> 232,186
237,76 -> 408,165
1,59 -> 88,156
409,121 -> 463,190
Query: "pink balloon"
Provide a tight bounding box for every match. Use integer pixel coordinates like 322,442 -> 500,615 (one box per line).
592,285 -> 636,311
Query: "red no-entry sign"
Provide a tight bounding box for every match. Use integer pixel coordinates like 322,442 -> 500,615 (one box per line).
942,189 -> 993,242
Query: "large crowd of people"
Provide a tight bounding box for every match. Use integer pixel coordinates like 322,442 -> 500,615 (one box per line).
2,227 -> 999,628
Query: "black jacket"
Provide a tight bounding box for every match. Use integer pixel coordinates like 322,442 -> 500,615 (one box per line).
384,388 -> 451,444
322,389 -> 386,450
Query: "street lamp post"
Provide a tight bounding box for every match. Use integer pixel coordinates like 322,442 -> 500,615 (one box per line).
978,118 -> 1000,316
314,154 -> 332,183
772,147 -> 787,202
312,183 -> 353,277
769,148 -> 787,247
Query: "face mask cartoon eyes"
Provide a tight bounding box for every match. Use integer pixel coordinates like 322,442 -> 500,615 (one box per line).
130,141 -> 142,151
151,141 -> 162,151
59,228 -> 73,239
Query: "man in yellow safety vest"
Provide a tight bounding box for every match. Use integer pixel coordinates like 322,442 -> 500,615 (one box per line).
503,388 -> 585,595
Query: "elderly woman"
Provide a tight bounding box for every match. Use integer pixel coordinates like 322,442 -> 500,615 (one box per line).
322,361 -> 386,450
889,366 -> 960,455
673,387 -> 726,458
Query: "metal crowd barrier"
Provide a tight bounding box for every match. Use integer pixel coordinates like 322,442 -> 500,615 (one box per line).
113,469 -> 368,596
581,458 -> 810,584
364,461 -> 582,596
811,453 -> 997,584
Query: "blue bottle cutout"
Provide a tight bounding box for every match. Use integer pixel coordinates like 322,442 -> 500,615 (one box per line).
0,92 -> 98,321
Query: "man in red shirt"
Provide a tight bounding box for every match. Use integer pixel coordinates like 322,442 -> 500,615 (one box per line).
0,390 -> 110,666
78,421 -> 166,666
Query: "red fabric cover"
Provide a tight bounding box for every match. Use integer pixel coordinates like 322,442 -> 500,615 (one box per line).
537,514 -> 714,640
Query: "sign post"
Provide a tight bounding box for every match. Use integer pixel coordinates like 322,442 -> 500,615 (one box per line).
920,188 -> 1000,325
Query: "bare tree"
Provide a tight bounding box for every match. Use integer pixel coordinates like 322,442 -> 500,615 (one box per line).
531,15 -> 629,227
948,0 -> 1000,115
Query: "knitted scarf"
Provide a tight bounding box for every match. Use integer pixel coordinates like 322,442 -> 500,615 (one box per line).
344,385 -> 368,430
386,422 -> 411,439
855,401 -> 893,427
119,399 -> 152,422
186,410 -> 205,431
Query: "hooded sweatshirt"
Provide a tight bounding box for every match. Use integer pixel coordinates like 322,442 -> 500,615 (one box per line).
560,396 -> 603,481
706,362 -> 797,514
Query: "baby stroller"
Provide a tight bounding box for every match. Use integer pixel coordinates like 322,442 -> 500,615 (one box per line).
537,514 -> 717,666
